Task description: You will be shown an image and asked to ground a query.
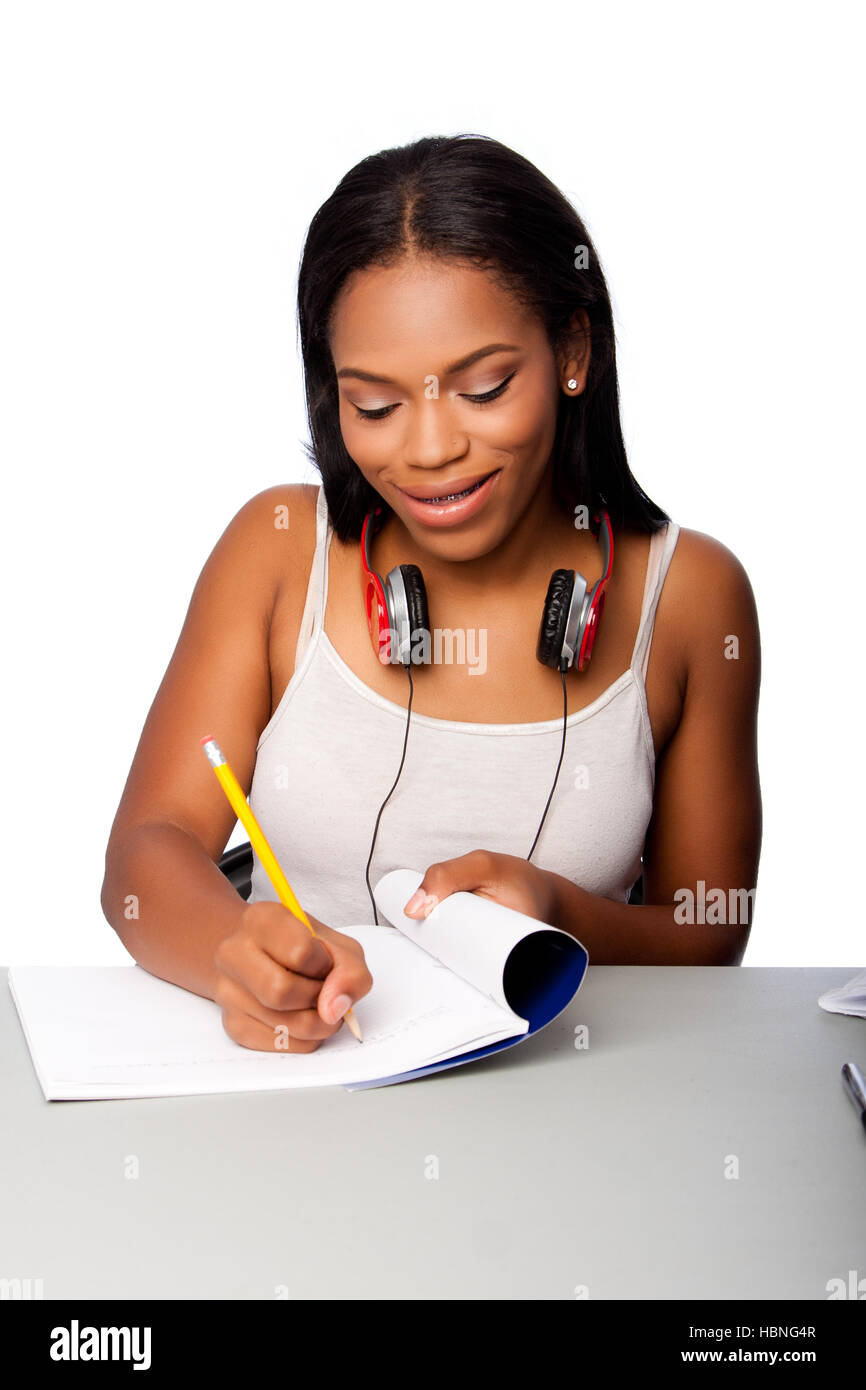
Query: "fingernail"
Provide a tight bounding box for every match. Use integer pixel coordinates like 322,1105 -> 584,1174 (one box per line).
327,993 -> 351,1023
420,894 -> 439,919
404,889 -> 426,916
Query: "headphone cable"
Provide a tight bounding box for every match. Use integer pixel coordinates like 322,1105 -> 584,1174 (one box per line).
526,663 -> 569,861
365,660 -> 569,922
364,663 -> 415,925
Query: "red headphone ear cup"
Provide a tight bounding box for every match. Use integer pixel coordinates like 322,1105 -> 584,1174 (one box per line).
399,565 -> 430,663
537,570 -> 575,669
579,587 -> 606,669
364,573 -> 389,660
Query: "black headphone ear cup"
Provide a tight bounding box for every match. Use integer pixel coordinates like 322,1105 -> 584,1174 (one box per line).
537,570 -> 575,669
399,564 -> 430,662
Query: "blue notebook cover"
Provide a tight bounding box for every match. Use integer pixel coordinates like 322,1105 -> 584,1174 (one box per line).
346,926 -> 587,1089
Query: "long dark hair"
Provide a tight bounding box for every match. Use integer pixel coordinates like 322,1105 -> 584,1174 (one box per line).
297,133 -> 669,542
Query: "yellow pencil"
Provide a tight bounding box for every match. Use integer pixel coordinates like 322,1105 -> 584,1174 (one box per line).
200,735 -> 362,1042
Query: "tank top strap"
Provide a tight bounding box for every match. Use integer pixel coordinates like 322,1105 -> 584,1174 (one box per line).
630,520 -> 681,682
293,483 -> 333,669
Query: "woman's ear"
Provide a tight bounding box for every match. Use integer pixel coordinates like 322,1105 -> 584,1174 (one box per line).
558,308 -> 592,391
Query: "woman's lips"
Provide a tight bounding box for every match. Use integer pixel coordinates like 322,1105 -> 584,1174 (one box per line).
396,469 -> 502,527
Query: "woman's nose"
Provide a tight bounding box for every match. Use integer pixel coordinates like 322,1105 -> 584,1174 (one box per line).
401,399 -> 467,468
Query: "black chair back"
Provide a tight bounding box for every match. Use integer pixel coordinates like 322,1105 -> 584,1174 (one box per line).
218,843 -> 254,900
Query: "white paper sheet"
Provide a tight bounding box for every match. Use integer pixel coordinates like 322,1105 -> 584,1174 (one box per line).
8,926 -> 527,1100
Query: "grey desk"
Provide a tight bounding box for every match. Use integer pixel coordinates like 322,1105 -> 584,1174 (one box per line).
1,966 -> 863,1300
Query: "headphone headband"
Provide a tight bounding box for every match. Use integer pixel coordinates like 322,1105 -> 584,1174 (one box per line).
575,510 -> 613,670
360,505 -> 384,576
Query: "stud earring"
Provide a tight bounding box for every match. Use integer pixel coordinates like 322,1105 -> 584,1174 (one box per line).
566,378 -> 578,390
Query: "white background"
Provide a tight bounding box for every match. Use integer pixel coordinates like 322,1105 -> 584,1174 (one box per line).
1,1 -> 862,965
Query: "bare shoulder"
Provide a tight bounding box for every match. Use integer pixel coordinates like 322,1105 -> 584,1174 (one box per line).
661,525 -> 760,675
666,526 -> 758,612
235,481 -> 319,542
227,482 -> 321,619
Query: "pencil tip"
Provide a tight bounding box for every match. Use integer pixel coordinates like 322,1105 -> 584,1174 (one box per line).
344,1011 -> 363,1042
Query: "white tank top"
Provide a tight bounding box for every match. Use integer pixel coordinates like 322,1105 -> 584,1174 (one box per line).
247,484 -> 680,928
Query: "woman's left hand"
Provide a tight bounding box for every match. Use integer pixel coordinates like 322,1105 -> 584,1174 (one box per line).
402,850 -> 557,924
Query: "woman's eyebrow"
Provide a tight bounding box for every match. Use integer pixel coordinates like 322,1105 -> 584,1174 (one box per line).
336,342 -> 521,385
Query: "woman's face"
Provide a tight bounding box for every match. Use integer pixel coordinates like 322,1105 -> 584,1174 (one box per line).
329,255 -> 585,559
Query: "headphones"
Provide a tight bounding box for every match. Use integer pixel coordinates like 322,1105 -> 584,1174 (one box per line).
360,504 -> 614,672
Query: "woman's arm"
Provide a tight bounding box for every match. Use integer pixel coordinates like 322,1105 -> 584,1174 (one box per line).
404,530 -> 762,965
548,529 -> 762,963
101,485 -> 316,996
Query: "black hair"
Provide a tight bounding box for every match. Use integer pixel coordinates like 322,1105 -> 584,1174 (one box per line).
297,133 -> 669,542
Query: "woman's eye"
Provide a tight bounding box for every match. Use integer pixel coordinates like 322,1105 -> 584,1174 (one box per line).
351,371 -> 517,421
463,371 -> 516,405
353,403 -> 397,420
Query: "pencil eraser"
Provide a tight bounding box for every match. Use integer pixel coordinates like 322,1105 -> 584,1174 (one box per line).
200,735 -> 214,745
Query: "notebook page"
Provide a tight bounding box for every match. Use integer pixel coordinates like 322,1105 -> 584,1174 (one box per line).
374,867 -> 571,1008
8,927 -> 527,1100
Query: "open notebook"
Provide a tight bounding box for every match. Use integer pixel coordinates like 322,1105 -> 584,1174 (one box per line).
8,869 -> 588,1101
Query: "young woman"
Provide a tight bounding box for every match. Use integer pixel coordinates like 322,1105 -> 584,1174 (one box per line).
101,134 -> 761,1054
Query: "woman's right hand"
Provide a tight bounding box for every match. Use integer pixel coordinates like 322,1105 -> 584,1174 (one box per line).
213,900 -> 373,1053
